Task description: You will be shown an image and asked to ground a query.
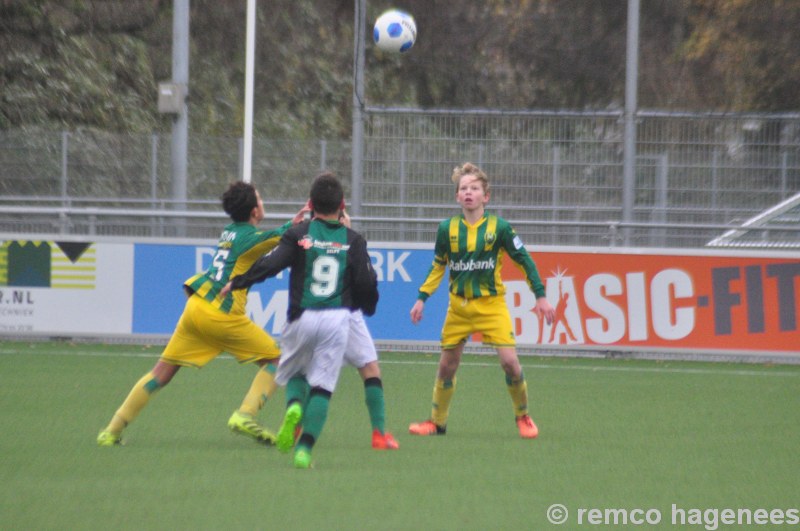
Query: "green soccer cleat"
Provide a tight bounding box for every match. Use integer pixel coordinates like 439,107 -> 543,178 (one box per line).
276,403 -> 304,453
293,448 -> 312,469
97,430 -> 122,447
227,411 -> 276,446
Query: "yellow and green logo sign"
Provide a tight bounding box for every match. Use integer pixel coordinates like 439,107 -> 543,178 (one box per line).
0,241 -> 96,289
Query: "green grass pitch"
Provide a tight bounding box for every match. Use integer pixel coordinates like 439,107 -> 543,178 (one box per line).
1,341 -> 798,529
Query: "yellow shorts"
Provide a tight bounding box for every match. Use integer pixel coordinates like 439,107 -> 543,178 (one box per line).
440,293 -> 516,349
160,294 -> 281,368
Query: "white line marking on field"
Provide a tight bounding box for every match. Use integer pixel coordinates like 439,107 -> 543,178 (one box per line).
380,359 -> 800,378
0,348 -> 161,360
1,346 -> 798,378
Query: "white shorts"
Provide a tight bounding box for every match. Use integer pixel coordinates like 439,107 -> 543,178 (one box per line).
275,308 -> 350,393
344,310 -> 378,369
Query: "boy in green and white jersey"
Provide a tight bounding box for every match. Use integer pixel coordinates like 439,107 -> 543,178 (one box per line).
224,172 -> 382,468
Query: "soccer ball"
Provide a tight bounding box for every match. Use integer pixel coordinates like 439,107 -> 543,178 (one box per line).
373,9 -> 417,53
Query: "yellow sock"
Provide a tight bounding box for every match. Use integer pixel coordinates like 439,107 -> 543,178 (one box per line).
105,371 -> 162,434
237,364 -> 277,417
431,377 -> 456,427
506,373 -> 529,417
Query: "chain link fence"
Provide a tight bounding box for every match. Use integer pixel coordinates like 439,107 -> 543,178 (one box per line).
2,109 -> 799,247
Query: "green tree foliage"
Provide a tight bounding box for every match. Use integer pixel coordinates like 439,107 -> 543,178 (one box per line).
680,0 -> 800,111
186,0 -> 356,138
1,0 -> 798,138
0,0 -> 162,131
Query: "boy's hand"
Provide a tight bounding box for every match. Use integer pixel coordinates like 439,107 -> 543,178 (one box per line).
534,297 -> 555,325
220,281 -> 233,298
410,299 -> 425,324
292,201 -> 313,224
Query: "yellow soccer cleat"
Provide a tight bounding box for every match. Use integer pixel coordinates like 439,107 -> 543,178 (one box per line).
227,410 -> 276,446
96,430 -> 122,447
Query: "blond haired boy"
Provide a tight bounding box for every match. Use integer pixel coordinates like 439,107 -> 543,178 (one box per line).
409,162 -> 555,438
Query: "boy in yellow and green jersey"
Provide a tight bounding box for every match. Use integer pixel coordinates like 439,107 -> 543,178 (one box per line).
97,181 -> 308,447
409,162 -> 555,439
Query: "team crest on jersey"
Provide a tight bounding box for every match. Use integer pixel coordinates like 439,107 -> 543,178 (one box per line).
484,232 -> 496,245
298,236 -> 313,249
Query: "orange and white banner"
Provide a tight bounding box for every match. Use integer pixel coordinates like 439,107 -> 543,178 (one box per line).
502,249 -> 800,354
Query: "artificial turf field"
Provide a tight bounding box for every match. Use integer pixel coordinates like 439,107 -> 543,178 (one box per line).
1,341 -> 798,530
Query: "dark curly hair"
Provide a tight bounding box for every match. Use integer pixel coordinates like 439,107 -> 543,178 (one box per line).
222,181 -> 258,222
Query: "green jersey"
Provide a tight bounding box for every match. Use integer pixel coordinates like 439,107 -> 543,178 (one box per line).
229,218 -> 379,322
418,213 -> 546,301
183,220 -> 291,315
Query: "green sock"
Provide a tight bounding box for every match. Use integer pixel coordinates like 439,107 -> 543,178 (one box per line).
297,388 -> 331,451
286,375 -> 310,406
364,377 -> 386,433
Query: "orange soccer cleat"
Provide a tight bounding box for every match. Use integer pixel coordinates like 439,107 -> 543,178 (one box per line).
408,419 -> 446,436
372,429 -> 400,450
515,414 -> 539,439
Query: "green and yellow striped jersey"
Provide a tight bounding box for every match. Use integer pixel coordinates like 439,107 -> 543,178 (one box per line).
183,220 -> 291,315
417,213 -> 546,301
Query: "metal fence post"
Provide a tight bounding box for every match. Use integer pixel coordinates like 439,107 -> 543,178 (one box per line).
60,131 -> 69,202
653,153 -> 668,246
711,150 -> 719,215
151,134 -> 159,237
608,222 -> 618,247
60,131 -> 69,233
780,151 -> 788,199
400,141 -> 407,236
237,138 -> 243,183
552,144 -> 560,244
150,134 -> 159,204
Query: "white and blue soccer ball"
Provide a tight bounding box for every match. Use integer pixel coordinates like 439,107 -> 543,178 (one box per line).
373,9 -> 417,53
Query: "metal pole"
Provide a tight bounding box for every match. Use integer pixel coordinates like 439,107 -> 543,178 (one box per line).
242,0 -> 256,183
60,131 -> 69,202
655,154 -> 668,246
171,0 -> 189,225
552,144 -> 560,244
320,139 -> 327,171
151,133 -> 159,236
780,151 -> 788,199
622,0 -> 640,246
351,0 -> 366,217
150,133 -> 159,205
